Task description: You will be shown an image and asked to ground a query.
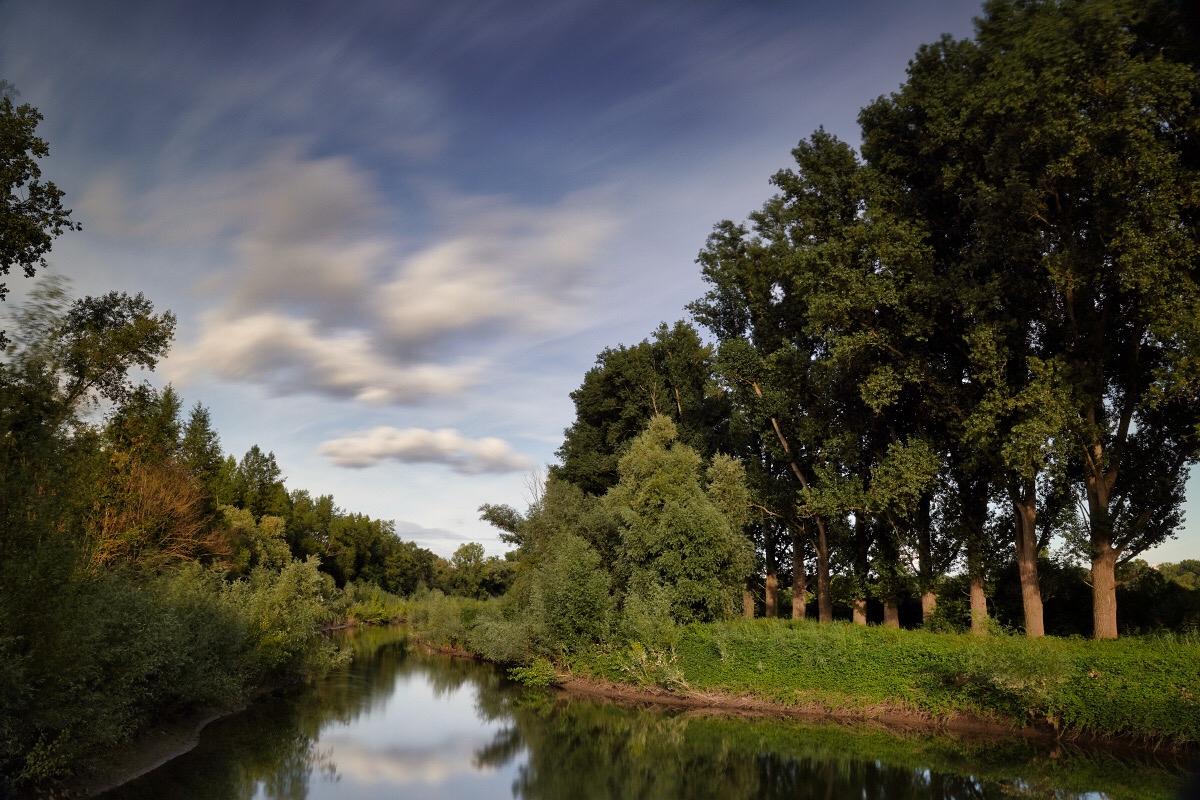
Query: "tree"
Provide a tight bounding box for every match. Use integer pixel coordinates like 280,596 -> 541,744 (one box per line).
104,383 -> 182,459
233,445 -> 290,520
286,489 -> 335,560
1158,560 -> 1200,591
606,416 -> 753,623
860,0 -> 1200,638
555,321 -> 729,496
692,131 -> 896,623
450,542 -> 487,599
180,402 -> 224,491
0,84 -> 79,329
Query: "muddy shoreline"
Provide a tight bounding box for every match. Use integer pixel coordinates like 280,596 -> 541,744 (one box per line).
556,674 -> 1043,738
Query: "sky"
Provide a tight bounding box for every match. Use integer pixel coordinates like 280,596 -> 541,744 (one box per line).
1,0 -> 1195,564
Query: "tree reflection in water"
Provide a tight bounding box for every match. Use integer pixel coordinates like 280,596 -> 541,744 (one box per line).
102,627 -> 1191,800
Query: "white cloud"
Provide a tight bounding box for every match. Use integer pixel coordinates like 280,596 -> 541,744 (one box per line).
327,735 -> 494,786
379,199 -> 617,345
319,426 -> 533,474
146,149 -> 618,404
167,311 -> 480,405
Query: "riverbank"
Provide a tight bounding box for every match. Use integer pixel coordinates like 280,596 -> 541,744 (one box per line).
54,673 -> 314,800
406,596 -> 1200,748
567,619 -> 1200,746
61,705 -> 236,798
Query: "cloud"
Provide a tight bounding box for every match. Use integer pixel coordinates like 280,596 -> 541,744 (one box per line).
393,520 -> 471,544
328,735 -> 495,786
380,199 -> 616,346
150,150 -> 617,404
167,311 -> 480,404
319,426 -> 533,474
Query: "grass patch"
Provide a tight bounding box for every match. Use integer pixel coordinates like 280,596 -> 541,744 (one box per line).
570,618 -> 1200,744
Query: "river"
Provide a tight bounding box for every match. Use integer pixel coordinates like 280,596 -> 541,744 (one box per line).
99,626 -> 1193,799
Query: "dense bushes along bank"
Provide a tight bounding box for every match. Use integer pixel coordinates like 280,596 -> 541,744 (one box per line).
0,564 -> 406,794
406,591 -> 1200,746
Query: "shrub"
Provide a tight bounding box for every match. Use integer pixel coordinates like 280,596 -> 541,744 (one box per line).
508,658 -> 558,688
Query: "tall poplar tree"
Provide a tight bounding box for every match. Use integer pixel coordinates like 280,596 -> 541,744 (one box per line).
861,0 -> 1200,638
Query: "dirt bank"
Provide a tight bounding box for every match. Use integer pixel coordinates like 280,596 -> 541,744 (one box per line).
556,674 -> 1041,737
552,673 -> 1196,758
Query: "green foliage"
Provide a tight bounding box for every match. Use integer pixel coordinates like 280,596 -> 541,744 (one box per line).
180,401 -> 224,494
533,533 -> 615,653
949,634 -> 1076,717
453,533 -> 615,663
1158,560 -> 1200,591
608,417 -> 753,624
618,641 -> 687,691
0,87 -> 79,316
226,557 -> 346,682
0,560 -> 348,788
222,505 -> 291,573
508,657 -> 558,688
405,589 -> 479,651
336,581 -> 407,625
618,581 -> 679,651
554,321 -> 730,496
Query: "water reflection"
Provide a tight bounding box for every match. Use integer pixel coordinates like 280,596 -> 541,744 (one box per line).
100,627 -> 1191,800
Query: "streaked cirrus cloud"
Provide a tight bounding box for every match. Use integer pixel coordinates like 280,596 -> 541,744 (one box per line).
319,426 -> 533,474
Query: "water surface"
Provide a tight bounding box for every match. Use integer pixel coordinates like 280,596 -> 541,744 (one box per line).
100,627 -> 1192,800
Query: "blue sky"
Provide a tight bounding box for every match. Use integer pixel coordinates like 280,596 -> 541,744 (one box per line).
3,0 -> 1194,563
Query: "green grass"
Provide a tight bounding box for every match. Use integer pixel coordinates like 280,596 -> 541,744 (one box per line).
570,618 -> 1200,744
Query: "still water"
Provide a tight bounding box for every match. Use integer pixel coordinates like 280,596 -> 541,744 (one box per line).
101,627 -> 1191,800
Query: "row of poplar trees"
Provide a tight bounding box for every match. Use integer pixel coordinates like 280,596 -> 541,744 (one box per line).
557,0 -> 1200,639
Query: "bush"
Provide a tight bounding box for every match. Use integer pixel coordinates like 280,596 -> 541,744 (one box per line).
535,533 -> 614,653
0,557 -> 350,789
336,581 -> 406,625
508,658 -> 558,688
227,557 -> 346,682
405,589 -> 479,650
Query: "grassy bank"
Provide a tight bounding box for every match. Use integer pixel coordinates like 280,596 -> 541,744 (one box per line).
576,619 -> 1200,744
406,593 -> 1200,745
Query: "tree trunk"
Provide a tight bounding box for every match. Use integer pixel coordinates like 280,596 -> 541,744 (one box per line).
791,526 -> 807,620
916,494 -> 936,625
743,580 -> 754,618
959,473 -> 991,635
1010,480 -> 1045,638
970,574 -> 988,635
883,604 -> 899,629
852,512 -> 870,626
852,598 -> 867,626
921,592 -> 937,624
1091,541 -> 1119,639
753,402 -> 830,623
765,525 -> 778,618
815,517 -> 832,622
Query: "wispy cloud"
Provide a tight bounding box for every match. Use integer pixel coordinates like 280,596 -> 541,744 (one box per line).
319,426 -> 533,474
168,312 -> 481,404
131,147 -> 617,404
379,197 -> 615,347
